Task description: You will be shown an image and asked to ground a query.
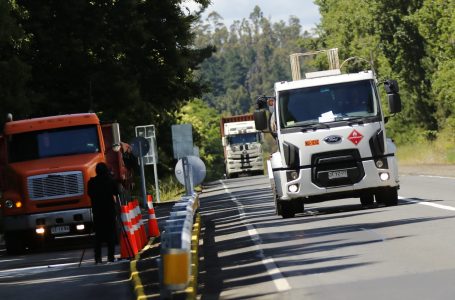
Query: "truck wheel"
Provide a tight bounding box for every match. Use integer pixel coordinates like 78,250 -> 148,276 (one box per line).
360,194 -> 374,207
376,187 -> 398,206
280,201 -> 295,219
4,232 -> 25,255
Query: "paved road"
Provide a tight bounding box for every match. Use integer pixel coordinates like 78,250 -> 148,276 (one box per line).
198,174 -> 455,299
0,238 -> 134,300
0,202 -> 174,300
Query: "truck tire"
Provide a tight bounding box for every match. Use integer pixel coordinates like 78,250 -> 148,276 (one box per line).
375,187 -> 398,206
280,201 -> 295,219
360,194 -> 375,207
4,232 -> 25,255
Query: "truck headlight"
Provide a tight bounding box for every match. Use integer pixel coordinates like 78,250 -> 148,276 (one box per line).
375,158 -> 388,169
288,184 -> 299,193
4,200 -> 14,209
36,227 -> 45,235
379,172 -> 390,181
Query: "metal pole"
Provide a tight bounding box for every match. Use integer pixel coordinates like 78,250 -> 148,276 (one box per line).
139,141 -> 147,208
188,164 -> 194,195
182,157 -> 192,196
153,162 -> 160,203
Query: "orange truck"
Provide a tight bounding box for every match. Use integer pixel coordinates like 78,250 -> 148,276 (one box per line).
0,113 -> 133,254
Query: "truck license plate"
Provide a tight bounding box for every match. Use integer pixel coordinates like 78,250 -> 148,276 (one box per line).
51,225 -> 70,235
328,170 -> 348,179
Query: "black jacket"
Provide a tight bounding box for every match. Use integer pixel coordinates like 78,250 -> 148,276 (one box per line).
88,175 -> 119,237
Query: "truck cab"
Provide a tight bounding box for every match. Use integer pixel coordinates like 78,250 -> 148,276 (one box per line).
0,113 -> 130,253
255,50 -> 402,218
221,114 -> 264,178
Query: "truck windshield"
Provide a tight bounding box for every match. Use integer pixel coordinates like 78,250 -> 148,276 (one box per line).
227,133 -> 259,145
8,125 -> 100,163
279,80 -> 378,128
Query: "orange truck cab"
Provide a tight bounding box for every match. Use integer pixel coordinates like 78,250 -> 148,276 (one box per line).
0,113 -> 132,254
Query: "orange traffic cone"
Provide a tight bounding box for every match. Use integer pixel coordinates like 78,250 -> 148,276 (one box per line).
147,194 -> 160,237
128,201 -> 143,250
119,204 -> 137,258
133,199 -> 147,248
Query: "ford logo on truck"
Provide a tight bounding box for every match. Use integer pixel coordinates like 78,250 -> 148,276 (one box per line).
324,135 -> 342,144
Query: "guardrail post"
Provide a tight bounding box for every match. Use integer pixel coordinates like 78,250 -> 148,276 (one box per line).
160,193 -> 200,296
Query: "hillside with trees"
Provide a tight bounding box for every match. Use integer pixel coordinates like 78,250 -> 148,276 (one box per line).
1,1 -> 454,183
193,1 -> 454,165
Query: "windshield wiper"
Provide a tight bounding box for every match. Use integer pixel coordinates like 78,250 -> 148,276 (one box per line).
333,115 -> 366,126
346,117 -> 365,126
295,122 -> 331,132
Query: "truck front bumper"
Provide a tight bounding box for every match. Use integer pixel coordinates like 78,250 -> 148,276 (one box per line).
275,158 -> 399,201
3,208 -> 94,238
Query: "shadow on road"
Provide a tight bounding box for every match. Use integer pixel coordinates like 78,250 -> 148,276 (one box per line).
197,177 -> 455,299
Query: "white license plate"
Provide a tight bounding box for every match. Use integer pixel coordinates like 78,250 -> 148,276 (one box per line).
328,170 -> 348,179
51,225 -> 70,235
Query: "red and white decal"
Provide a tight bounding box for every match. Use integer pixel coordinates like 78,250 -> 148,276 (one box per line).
348,129 -> 363,145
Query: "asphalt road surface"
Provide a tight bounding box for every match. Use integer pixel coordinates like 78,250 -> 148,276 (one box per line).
198,173 -> 455,299
0,239 -> 134,300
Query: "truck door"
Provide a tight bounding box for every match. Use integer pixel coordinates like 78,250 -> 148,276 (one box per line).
0,135 -> 6,190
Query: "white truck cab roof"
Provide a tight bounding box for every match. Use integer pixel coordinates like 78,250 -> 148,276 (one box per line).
275,70 -> 376,92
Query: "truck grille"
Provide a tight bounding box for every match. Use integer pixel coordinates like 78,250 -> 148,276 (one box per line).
311,149 -> 365,188
28,171 -> 84,200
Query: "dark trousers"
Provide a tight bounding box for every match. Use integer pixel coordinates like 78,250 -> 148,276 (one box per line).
94,232 -> 115,262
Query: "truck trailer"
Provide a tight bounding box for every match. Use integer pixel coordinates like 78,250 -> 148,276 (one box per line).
0,113 -> 134,254
254,49 -> 402,218
220,114 -> 264,178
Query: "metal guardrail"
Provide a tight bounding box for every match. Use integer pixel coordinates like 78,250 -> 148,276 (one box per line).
160,193 -> 200,293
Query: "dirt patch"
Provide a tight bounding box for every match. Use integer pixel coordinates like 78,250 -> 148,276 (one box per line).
399,163 -> 455,178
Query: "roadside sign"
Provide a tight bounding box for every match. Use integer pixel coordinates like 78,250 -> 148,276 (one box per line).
174,155 -> 206,186
135,124 -> 161,203
172,124 -> 194,159
135,125 -> 157,165
130,137 -> 150,157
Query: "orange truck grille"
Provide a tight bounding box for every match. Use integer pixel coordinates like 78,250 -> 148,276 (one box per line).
27,171 -> 84,200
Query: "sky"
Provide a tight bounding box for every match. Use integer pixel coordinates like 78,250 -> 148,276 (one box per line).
183,0 -> 321,34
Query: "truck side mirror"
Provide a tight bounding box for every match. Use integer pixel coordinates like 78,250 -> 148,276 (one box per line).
384,80 -> 402,114
222,137 -> 227,147
388,93 -> 402,114
254,110 -> 268,131
111,123 -> 121,152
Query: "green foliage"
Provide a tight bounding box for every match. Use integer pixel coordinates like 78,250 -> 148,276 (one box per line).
193,5 -> 307,116
314,0 -> 454,146
147,176 -> 184,202
0,0 -> 31,124
1,0 -> 214,180
175,99 -> 224,180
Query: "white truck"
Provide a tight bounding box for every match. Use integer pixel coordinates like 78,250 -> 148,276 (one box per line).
254,49 -> 402,218
221,114 -> 264,178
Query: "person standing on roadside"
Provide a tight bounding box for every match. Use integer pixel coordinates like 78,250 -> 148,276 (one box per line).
88,162 -> 119,264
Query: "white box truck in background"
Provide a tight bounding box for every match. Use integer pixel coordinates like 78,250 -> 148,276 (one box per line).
221,114 -> 264,178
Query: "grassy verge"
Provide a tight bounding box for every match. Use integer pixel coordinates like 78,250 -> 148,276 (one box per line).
147,176 -> 185,202
146,176 -> 203,203
396,132 -> 455,165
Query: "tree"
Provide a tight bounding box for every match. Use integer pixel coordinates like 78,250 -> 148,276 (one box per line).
175,99 -> 224,180
0,0 -> 31,124
10,0 -> 213,133
193,5 -> 310,116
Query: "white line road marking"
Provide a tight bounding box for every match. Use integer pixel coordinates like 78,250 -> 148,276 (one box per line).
220,180 -> 291,292
416,175 -> 455,180
399,196 -> 455,211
